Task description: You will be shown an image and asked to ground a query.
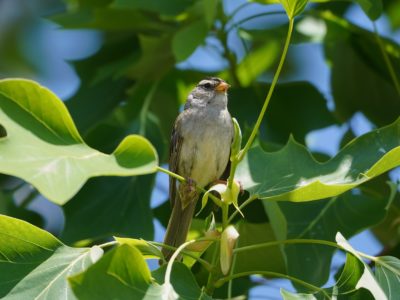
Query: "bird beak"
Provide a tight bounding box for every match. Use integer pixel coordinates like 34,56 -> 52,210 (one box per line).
215,82 -> 230,93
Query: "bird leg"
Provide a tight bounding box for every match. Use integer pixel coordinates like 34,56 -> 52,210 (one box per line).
179,178 -> 198,209
185,177 -> 197,193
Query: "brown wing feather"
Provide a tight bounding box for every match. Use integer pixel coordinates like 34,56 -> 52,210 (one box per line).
169,119 -> 183,208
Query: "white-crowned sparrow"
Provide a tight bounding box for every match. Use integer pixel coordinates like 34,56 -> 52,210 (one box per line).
162,77 -> 234,261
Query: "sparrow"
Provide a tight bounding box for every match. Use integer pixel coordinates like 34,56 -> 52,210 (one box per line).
162,77 -> 234,261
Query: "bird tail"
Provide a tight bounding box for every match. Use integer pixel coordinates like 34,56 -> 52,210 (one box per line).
161,194 -> 197,262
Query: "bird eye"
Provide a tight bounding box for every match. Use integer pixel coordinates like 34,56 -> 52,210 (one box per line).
202,82 -> 212,89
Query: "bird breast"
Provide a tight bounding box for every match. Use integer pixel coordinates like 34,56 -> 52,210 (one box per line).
178,108 -> 233,188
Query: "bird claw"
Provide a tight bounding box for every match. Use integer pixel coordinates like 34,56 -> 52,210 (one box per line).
185,177 -> 197,193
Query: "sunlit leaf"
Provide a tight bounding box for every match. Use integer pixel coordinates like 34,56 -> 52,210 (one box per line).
69,244 -> 152,299
336,232 -> 387,300
252,0 -> 309,19
0,215 -> 102,299
152,262 -> 212,299
0,79 -> 158,204
333,253 -> 364,295
237,118 -> 400,202
115,237 -> 163,259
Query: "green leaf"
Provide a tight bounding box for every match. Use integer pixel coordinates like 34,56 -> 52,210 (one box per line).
115,237 -> 163,259
112,0 -> 193,15
280,0 -> 309,19
62,176 -> 155,243
252,0 -> 381,20
69,244 -> 152,299
0,79 -> 158,204
51,8 -> 174,33
336,232 -> 387,300
354,0 -> 382,20
70,250 -> 210,300
225,40 -> 281,87
0,215 -> 102,299
127,35 -> 175,80
6,246 -> 103,300
0,190 -> 43,228
66,33 -> 138,133
322,12 -> 400,125
375,256 -> 400,299
236,118 -> 400,202
266,181 -> 393,286
0,215 -> 61,296
172,19 -> 209,62
229,83 -> 336,144
234,222 -> 286,273
334,253 -> 364,296
152,262 -> 212,299
252,0 -> 309,19
202,0 -> 218,27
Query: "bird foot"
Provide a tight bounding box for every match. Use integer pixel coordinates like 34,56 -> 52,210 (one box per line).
185,177 -> 197,193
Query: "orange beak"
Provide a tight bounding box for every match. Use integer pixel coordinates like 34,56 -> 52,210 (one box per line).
215,82 -> 230,93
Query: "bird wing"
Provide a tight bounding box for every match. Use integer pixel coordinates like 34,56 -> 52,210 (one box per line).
169,118 -> 183,208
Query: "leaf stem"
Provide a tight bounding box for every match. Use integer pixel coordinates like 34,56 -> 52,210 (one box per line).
237,18 -> 294,162
165,240 -> 196,285
98,241 -> 118,249
225,11 -> 286,33
372,22 -> 400,96
214,271 -> 329,297
233,237 -> 379,266
218,1 -> 241,86
150,241 -> 214,271
139,81 -> 159,136
233,238 -> 340,254
222,202 -> 229,229
156,166 -> 185,182
156,166 -> 222,205
205,240 -> 221,295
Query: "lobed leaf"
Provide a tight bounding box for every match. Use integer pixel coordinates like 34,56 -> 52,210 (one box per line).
0,79 -> 158,204
236,118 -> 400,202
264,180 -> 395,286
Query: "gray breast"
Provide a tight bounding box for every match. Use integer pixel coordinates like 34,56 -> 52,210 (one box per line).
178,108 -> 233,187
